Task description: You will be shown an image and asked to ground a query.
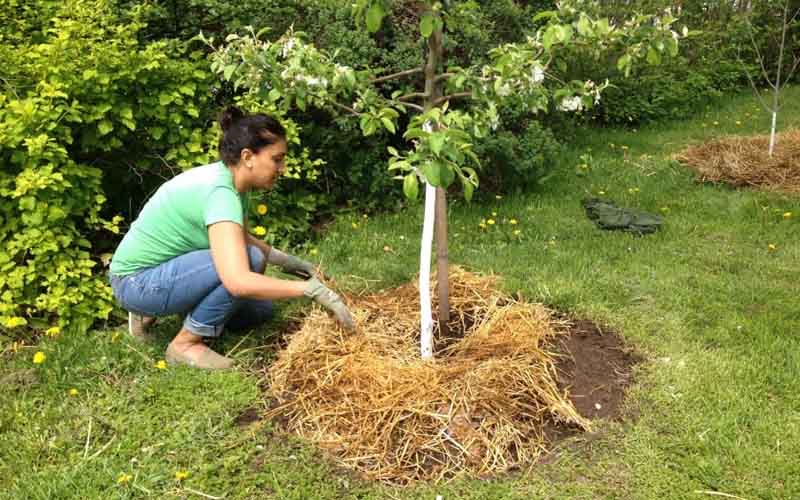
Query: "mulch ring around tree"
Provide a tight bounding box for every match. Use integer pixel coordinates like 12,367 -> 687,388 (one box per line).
675,129 -> 800,193
246,267 -> 642,484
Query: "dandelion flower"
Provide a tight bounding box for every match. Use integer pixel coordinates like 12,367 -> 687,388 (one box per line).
309,248 -> 318,256
487,219 -> 496,225
257,204 -> 268,215
713,121 -> 719,126
117,473 -> 133,485
252,226 -> 266,236
175,471 -> 189,481
768,244 -> 777,251
492,212 -> 497,217
479,222 -> 487,229
45,326 -> 60,337
735,121 -> 742,126
509,219 -> 518,225
513,229 -> 521,236
69,388 -> 78,396
783,212 -> 792,219
351,222 -> 359,229
598,191 -> 606,195
155,360 -> 167,370
33,351 -> 46,364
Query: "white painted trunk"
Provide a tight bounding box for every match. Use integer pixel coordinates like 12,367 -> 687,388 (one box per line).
419,181 -> 437,360
769,111 -> 777,157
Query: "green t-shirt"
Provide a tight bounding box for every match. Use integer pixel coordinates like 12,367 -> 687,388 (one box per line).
110,161 -> 248,276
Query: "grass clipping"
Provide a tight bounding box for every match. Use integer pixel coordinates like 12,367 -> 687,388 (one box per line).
266,267 -> 590,483
675,129 -> 800,193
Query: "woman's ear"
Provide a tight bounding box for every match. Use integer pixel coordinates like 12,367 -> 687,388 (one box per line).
240,148 -> 254,167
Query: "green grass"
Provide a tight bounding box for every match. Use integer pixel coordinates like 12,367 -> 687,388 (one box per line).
2,87 -> 800,499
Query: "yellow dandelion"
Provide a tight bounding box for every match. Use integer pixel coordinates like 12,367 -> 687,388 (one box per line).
713,121 -> 719,126
735,120 -> 742,126
111,331 -> 120,343
351,222 -> 359,229
11,341 -> 21,353
598,191 -> 606,195
479,223 -> 486,229
783,212 -> 792,219
257,204 -> 268,215
768,244 -> 777,252
509,219 -> 518,225
4,316 -> 27,328
175,471 -> 189,481
155,360 -> 167,370
69,388 -> 78,396
45,326 -> 60,337
252,226 -> 266,236
513,229 -> 521,236
487,219 -> 496,225
309,248 -> 318,256
33,351 -> 46,364
491,211 -> 497,217
117,473 -> 133,485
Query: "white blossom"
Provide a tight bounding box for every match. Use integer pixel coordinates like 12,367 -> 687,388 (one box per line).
559,96 -> 583,112
422,121 -> 433,133
531,66 -> 545,84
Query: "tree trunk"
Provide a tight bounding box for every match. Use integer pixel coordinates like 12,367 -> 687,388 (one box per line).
425,26 -> 450,339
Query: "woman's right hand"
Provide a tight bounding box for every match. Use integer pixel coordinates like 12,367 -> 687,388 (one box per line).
303,278 -> 355,330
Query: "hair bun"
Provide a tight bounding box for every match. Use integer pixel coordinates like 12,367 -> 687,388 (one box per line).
219,106 -> 245,132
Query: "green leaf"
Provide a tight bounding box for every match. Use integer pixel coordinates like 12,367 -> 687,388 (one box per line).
158,93 -> 173,106
387,146 -> 399,156
97,120 -> 114,136
429,134 -> 445,156
439,160 -> 455,187
366,2 -> 384,33
223,64 -> 237,81
420,13 -> 435,38
463,179 -> 474,201
120,107 -> 133,120
617,53 -> 632,73
150,127 -> 164,140
577,16 -> 593,37
532,10 -> 557,23
381,117 -> 396,134
421,161 -> 441,186
667,37 -> 679,57
403,173 -> 419,200
646,46 -> 661,66
268,88 -> 281,102
543,25 -> 559,50
19,196 -> 35,211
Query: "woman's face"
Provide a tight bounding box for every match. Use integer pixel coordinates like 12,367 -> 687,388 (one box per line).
244,139 -> 288,190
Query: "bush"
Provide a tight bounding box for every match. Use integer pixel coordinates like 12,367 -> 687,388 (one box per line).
0,0 -> 216,334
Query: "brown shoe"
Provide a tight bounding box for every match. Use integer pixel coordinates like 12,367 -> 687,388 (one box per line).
129,312 -> 156,341
165,343 -> 234,370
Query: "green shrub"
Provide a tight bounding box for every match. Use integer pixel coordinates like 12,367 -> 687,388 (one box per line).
0,0 -> 216,334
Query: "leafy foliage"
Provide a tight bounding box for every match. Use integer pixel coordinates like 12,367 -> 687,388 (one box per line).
0,0 -> 216,334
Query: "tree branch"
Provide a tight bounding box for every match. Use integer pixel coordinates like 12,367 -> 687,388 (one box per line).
371,67 -> 424,84
432,92 -> 473,106
328,100 -> 362,116
434,72 -> 455,83
397,92 -> 428,102
389,100 -> 424,112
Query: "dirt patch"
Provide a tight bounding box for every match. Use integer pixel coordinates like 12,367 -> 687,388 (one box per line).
553,319 -> 642,421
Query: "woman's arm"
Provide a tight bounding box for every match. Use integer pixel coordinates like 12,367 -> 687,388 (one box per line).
208,221 -> 305,300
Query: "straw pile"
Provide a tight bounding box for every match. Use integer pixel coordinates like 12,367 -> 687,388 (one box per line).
265,267 -> 590,483
675,129 -> 800,193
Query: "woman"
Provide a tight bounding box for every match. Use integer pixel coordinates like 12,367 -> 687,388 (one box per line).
108,107 -> 354,370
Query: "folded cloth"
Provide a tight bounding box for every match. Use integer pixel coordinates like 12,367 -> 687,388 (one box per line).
582,197 -> 663,235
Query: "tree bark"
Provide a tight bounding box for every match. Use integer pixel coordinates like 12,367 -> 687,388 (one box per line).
424,26 -> 449,338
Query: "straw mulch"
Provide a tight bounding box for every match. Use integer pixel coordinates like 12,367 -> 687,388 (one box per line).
675,129 -> 800,193
265,267 -> 590,483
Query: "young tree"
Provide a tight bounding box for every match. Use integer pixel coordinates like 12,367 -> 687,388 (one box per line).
206,0 -> 682,359
741,0 -> 800,156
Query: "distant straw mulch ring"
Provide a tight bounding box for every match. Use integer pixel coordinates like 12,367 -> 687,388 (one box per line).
265,267 -> 590,483
675,129 -> 800,193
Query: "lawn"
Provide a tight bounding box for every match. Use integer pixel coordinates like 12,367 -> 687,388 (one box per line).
2,87 -> 799,499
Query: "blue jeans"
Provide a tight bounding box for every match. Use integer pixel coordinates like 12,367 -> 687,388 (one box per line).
109,245 -> 273,338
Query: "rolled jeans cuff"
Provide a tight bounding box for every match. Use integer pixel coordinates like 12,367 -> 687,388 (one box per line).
183,314 -> 226,338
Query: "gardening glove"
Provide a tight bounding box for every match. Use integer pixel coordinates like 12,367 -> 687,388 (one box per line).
267,248 -> 317,279
304,277 -> 356,331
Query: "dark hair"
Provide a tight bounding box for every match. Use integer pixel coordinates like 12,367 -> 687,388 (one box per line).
218,106 -> 287,166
